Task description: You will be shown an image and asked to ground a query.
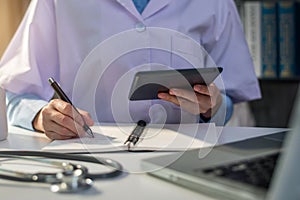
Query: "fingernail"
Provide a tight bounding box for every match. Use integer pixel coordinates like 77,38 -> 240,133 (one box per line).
194,85 -> 202,92
158,93 -> 167,99
169,89 -> 177,95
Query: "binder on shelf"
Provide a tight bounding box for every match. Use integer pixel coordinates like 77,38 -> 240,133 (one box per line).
261,2 -> 278,78
244,1 -> 262,77
243,1 -> 278,78
278,1 -> 296,78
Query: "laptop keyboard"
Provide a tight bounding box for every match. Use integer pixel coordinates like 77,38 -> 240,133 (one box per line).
202,153 -> 280,189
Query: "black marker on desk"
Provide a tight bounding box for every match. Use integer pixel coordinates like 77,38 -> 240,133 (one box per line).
48,77 -> 94,138
124,120 -> 147,150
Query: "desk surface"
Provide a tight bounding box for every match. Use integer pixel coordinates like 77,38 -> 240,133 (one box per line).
0,125 -> 286,200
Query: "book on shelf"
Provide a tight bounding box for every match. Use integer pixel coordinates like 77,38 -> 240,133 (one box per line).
243,1 -> 261,77
278,1 -> 296,78
243,1 -> 278,78
261,2 -> 278,78
240,0 -> 300,79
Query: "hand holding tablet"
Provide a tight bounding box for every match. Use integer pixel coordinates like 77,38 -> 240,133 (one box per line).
129,67 -> 223,101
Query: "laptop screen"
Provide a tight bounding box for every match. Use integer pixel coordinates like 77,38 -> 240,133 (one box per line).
266,91 -> 300,200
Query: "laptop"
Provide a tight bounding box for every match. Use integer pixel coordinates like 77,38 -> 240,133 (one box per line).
141,91 -> 300,200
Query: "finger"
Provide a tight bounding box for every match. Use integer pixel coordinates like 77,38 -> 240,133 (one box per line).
169,88 -> 209,104
78,109 -> 94,126
43,120 -> 78,138
195,84 -> 223,117
46,99 -> 91,137
194,84 -> 215,96
49,110 -> 86,135
195,84 -> 222,108
159,88 -> 215,114
158,92 -> 180,106
51,99 -> 86,126
176,97 -> 204,115
159,92 -> 207,115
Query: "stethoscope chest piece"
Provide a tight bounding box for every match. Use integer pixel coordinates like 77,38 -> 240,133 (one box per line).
50,164 -> 93,193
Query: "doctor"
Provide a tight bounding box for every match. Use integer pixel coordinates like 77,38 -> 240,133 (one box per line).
0,0 -> 261,140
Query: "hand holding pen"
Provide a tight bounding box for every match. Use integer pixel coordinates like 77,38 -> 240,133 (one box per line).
48,78 -> 94,138
32,78 -> 94,140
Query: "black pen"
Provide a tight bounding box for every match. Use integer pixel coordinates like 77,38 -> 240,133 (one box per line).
124,120 -> 147,149
48,77 -> 94,138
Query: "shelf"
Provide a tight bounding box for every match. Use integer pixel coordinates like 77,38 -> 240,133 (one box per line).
258,77 -> 300,83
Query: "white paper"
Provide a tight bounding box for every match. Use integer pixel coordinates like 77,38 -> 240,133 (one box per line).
43,123 -> 219,153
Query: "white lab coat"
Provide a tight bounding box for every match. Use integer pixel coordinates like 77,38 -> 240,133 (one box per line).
0,0 -> 261,124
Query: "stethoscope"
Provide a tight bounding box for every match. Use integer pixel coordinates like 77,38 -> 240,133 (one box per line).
0,151 -> 123,193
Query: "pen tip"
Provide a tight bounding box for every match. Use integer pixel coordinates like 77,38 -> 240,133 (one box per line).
83,125 -> 94,138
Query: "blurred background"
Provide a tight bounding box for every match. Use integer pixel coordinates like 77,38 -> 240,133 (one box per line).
0,0 -> 30,56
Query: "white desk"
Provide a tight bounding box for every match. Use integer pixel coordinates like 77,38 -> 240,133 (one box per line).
0,125 -> 286,200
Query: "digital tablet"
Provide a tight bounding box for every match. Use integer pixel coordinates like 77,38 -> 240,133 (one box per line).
129,67 -> 223,101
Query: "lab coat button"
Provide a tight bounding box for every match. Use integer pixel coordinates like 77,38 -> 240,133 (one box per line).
135,23 -> 146,32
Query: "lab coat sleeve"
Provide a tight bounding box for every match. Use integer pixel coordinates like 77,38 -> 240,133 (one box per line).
6,91 -> 48,130
204,0 -> 261,103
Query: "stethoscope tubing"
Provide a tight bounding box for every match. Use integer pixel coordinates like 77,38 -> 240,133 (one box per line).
0,150 -> 123,180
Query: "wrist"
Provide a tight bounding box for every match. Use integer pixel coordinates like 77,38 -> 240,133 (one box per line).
32,110 -> 44,132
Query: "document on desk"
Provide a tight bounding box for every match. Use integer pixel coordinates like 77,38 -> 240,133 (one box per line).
42,123 -> 220,153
